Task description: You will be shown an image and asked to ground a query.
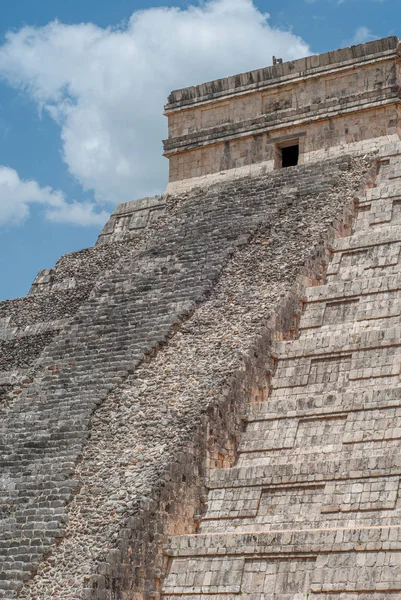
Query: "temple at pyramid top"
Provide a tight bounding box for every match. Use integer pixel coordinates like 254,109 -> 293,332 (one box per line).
163,36 -> 401,186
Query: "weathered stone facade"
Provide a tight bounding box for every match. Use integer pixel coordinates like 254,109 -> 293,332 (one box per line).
1,37 -> 401,600
164,37 -> 401,189
162,149 -> 401,600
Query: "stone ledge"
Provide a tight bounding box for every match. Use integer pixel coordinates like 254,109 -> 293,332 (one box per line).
166,37 -> 399,110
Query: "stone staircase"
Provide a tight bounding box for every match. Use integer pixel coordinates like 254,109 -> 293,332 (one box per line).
2,156 -> 367,599
162,151 -> 401,599
0,196 -> 163,411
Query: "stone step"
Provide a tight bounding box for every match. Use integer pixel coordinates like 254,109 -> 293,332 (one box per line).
238,403 -> 401,455
270,375 -> 400,397
200,474 -> 401,532
272,353 -> 400,392
354,188 -> 401,231
326,235 -> 401,281
326,263 -> 401,283
237,438 -> 401,469
164,588 -> 401,599
365,198 -> 401,228
299,295 -> 400,331
164,524 -> 401,557
164,526 -> 401,587
200,509 -> 401,536
163,541 -> 401,597
246,385 -> 401,422
305,274 -> 401,303
332,224 -> 401,252
207,447 -> 401,489
163,525 -> 401,598
274,322 -> 400,362
299,315 -> 400,338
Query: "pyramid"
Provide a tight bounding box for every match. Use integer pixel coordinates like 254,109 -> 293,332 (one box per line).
1,37 -> 401,600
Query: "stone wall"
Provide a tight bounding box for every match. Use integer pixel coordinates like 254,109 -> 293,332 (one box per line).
0,154 -> 375,599
164,37 -> 400,182
167,105 -> 398,182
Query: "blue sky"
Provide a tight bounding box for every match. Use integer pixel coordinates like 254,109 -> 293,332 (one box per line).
0,0 -> 399,301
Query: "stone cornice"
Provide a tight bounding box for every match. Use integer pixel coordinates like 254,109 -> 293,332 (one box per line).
165,37 -> 400,113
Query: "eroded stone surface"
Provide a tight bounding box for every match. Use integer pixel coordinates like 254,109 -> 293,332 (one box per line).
2,36 -> 401,600
162,150 -> 401,599
0,155 -> 371,599
164,37 -> 401,184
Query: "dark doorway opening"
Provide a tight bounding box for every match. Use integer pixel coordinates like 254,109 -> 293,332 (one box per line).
281,144 -> 299,168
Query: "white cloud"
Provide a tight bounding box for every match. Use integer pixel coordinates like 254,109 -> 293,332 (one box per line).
0,0 -> 310,212
0,166 -> 108,226
349,26 -> 376,44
